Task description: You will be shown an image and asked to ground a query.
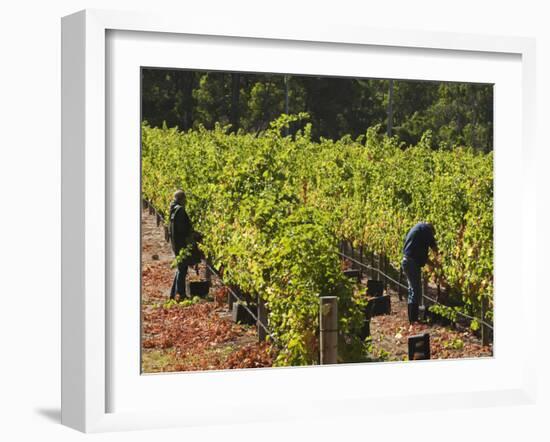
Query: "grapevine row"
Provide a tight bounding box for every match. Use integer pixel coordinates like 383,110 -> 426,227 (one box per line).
141,116 -> 493,364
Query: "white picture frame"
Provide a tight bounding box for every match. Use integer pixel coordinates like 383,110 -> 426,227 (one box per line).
61,9 -> 537,433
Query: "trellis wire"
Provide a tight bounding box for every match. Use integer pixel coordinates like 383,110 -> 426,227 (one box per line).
205,263 -> 279,344
338,250 -> 494,331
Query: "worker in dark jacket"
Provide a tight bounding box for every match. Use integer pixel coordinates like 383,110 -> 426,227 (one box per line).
401,222 -> 438,323
169,190 -> 193,300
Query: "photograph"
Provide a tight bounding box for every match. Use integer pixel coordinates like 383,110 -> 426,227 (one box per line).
140,68 -> 494,373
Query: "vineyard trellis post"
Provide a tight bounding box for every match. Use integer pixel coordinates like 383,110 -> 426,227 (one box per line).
421,273 -> 427,309
257,295 -> 268,342
319,296 -> 338,364
199,258 -> 211,282
384,254 -> 389,292
398,268 -> 404,301
481,296 -> 490,346
204,260 -> 211,283
228,288 -> 235,311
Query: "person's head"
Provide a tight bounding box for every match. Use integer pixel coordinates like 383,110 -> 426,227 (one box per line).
174,189 -> 186,206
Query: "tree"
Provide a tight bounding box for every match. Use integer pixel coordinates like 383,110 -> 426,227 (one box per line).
394,82 -> 493,151
141,68 -> 493,151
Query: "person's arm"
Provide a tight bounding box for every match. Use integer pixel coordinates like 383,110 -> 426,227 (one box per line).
426,229 -> 439,267
181,210 -> 194,243
425,226 -> 437,252
430,242 -> 440,269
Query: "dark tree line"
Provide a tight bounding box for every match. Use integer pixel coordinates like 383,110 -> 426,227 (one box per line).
142,68 -> 493,151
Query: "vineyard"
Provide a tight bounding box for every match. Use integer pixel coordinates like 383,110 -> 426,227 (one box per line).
141,115 -> 493,367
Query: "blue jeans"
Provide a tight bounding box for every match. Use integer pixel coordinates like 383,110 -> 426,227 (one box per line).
170,261 -> 188,299
402,256 -> 421,305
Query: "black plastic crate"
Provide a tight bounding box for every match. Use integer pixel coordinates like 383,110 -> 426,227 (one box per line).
187,280 -> 210,297
408,333 -> 430,360
231,302 -> 256,326
366,279 -> 384,297
370,294 -> 391,317
343,268 -> 361,282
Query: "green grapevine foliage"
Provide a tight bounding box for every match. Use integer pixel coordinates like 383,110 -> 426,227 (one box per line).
142,115 -> 493,364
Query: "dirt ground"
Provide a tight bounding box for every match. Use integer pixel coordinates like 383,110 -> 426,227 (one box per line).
368,292 -> 492,361
141,207 -> 275,373
352,264 -> 493,361
141,206 -> 492,373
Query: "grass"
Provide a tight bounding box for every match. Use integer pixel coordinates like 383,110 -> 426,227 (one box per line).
142,349 -> 182,372
141,338 -> 257,373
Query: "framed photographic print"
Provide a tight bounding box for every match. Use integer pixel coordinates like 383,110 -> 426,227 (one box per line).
61,9 -> 537,433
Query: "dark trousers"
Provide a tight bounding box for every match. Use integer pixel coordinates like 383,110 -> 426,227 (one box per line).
402,256 -> 422,305
170,261 -> 188,300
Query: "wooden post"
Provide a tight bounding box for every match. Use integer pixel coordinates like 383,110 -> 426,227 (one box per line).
481,297 -> 490,346
198,258 -> 207,281
378,253 -> 383,282
156,213 -> 161,227
204,260 -> 212,283
421,273 -> 427,308
257,295 -> 268,342
320,296 -> 338,364
398,269 -> 404,301
370,251 -> 375,279
384,255 -> 389,292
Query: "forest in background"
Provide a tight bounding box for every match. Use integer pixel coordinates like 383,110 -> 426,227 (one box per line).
141,69 -> 493,152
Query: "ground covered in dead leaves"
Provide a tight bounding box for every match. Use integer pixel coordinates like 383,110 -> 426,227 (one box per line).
368,298 -> 492,362
141,207 -> 276,373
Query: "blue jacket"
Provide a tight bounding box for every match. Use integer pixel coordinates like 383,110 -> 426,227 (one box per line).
402,222 -> 437,267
